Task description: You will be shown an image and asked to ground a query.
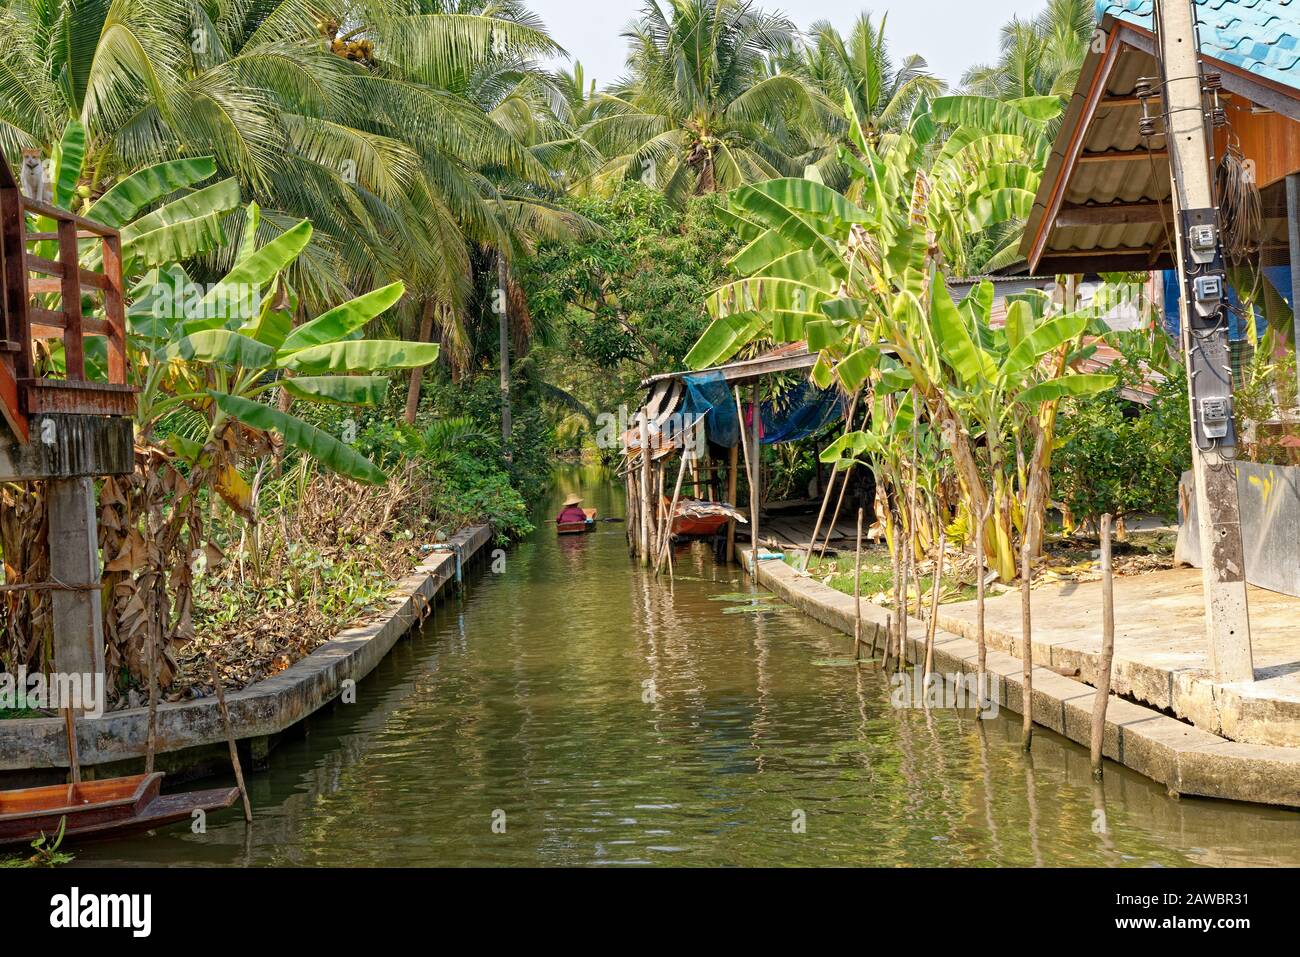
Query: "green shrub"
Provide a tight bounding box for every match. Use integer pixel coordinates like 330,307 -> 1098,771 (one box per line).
1051,337 -> 1191,531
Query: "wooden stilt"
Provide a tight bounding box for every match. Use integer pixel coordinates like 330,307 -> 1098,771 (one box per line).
726,443 -> 739,564
210,662 -> 253,823
63,706 -> 80,803
816,392 -> 863,559
923,520 -> 946,685
657,441 -> 691,576
1091,514 -> 1116,779
145,595 -> 159,774
734,387 -> 759,564
638,417 -> 652,565
800,462 -> 837,570
853,507 -> 865,661
976,497 -> 994,708
1021,515 -> 1035,752
751,382 -> 762,550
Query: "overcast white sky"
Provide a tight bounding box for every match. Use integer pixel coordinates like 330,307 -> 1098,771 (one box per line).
527,0 -> 1046,90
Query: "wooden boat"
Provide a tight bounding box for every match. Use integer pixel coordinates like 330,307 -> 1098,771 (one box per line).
557,508 -> 597,536
672,513 -> 731,538
0,773 -> 240,847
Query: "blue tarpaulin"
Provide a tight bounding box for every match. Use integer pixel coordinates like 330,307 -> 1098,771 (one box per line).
681,371 -> 740,448
680,371 -> 846,448
754,381 -> 846,445
1161,267 -> 1294,341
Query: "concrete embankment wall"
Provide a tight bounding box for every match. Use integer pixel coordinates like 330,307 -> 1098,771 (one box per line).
0,525 -> 492,786
744,550 -> 1300,810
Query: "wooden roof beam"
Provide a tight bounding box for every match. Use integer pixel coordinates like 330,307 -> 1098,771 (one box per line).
1077,148 -> 1168,163
1056,201 -> 1171,226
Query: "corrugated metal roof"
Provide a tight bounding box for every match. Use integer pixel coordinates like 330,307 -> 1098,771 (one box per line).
1098,0 -> 1300,90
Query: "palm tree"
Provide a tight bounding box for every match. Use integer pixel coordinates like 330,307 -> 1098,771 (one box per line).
580,0 -> 834,203
798,14 -> 944,150
962,0 -> 1095,104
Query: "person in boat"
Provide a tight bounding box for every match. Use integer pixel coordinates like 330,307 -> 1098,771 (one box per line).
556,495 -> 588,525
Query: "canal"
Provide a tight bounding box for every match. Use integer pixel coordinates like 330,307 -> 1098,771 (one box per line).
79,467 -> 1300,867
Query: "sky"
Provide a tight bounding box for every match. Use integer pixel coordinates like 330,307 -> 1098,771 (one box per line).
526,0 -> 1046,90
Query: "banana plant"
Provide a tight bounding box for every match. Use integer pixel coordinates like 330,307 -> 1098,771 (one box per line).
32,120 -> 242,378
684,94 -> 1113,580
136,207 -> 440,500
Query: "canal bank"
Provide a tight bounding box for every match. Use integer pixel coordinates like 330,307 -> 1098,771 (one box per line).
68,470 -> 1300,866
743,550 -> 1300,810
0,524 -> 493,786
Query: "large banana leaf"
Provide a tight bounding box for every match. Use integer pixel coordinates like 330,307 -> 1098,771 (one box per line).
1015,374 -> 1115,406
835,345 -> 880,391
281,376 -> 390,406
965,188 -> 1035,232
196,219 -> 313,319
237,202 -> 261,263
741,178 -> 872,226
162,330 -> 276,367
119,178 -> 242,245
89,158 -> 218,228
212,393 -> 386,485
123,213 -> 229,274
52,120 -> 86,209
1001,312 -> 1091,379
279,340 -> 441,375
707,277 -> 831,320
279,282 -> 406,354
684,312 -> 764,369
931,281 -> 998,385
931,96 -> 1049,143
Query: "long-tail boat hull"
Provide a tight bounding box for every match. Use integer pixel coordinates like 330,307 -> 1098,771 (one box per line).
557,508 -> 598,536
0,773 -> 240,846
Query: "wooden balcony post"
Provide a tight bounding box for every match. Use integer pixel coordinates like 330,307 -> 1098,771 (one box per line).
58,219 -> 84,381
101,234 -> 126,385
1,185 -> 30,381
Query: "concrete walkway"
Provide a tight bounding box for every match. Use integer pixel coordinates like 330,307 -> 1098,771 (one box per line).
939,568 -> 1300,748
746,552 -> 1300,809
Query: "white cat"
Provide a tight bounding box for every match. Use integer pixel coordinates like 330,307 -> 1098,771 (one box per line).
19,148 -> 52,204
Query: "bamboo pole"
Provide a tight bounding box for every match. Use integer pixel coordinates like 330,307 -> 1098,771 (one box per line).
923,521 -> 946,686
976,497 -> 995,708
656,438 -> 691,577
889,510 -> 902,666
751,382 -> 762,549
210,662 -> 253,823
725,443 -> 739,563
1020,513 -> 1035,752
638,417 -> 652,565
145,601 -> 159,774
1091,513 -> 1116,780
63,705 -> 80,803
817,392 -> 864,558
853,507 -> 865,661
734,387 -> 759,564
801,467 -> 839,572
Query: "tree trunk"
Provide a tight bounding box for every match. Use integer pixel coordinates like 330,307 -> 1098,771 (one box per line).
405,299 -> 436,426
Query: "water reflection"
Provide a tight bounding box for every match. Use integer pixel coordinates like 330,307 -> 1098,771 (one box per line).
76,466 -> 1300,868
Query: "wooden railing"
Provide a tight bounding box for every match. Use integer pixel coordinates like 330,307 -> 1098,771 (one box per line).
0,184 -> 133,442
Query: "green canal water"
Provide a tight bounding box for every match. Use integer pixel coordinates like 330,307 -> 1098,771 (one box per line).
78,467 -> 1300,867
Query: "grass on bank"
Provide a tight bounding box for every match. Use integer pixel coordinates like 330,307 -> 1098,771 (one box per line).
790,547 -> 976,609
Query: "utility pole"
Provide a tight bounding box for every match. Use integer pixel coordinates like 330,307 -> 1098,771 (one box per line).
1154,0 -> 1254,682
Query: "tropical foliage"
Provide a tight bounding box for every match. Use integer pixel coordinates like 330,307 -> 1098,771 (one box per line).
578,0 -> 836,202
684,92 -> 1115,581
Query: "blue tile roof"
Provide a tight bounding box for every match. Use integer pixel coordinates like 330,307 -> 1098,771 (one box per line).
1097,0 -> 1300,90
